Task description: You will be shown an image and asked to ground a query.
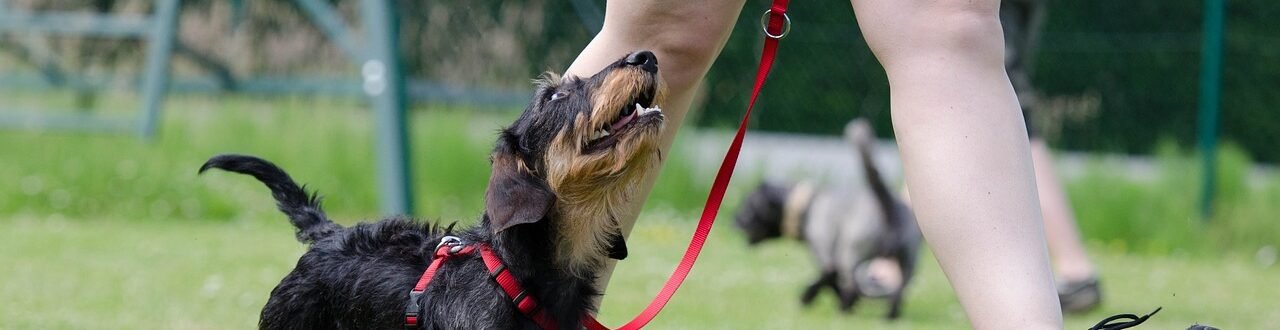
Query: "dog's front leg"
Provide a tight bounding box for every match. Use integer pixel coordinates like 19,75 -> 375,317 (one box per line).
834,267 -> 865,313
886,249 -> 919,320
836,281 -> 862,313
799,271 -> 837,306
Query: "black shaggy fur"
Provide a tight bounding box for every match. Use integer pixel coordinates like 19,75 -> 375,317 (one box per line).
200,52 -> 662,329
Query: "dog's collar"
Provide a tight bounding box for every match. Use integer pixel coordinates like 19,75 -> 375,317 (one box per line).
405,236 -> 606,330
781,182 -> 817,240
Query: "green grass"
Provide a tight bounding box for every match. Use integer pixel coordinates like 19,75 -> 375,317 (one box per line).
602,215 -> 1280,329
0,94 -> 504,222
3,94 -> 1278,328
0,216 -> 302,329
2,214 -> 1277,329
0,93 -> 707,223
3,93 -> 1275,257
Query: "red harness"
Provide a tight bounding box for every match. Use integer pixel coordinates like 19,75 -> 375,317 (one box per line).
403,237 -> 604,329
405,1 -> 791,328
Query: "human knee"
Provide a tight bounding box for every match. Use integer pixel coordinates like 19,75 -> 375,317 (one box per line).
912,0 -> 1002,34
910,12 -> 1003,61
862,0 -> 1006,69
598,6 -> 739,90
649,27 -> 728,88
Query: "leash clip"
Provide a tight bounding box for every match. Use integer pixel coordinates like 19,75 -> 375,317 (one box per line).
760,9 -> 792,39
436,236 -> 466,254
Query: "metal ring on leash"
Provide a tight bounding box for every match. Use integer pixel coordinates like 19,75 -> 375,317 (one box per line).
760,9 -> 791,39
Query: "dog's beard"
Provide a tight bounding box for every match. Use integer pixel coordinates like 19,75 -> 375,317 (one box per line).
543,116 -> 660,276
527,62 -> 665,276
541,71 -> 665,276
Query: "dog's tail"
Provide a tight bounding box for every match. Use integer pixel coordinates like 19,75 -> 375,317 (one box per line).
845,119 -> 900,227
199,154 -> 340,243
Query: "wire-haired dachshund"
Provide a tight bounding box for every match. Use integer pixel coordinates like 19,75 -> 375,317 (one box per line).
201,50 -> 667,329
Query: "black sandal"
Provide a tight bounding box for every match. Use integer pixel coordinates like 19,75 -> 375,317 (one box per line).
1058,276 -> 1102,313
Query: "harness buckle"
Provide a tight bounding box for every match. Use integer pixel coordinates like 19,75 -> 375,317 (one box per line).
436,236 -> 466,254
404,291 -> 423,328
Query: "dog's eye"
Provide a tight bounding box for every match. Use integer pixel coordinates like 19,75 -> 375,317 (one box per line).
548,91 -> 568,102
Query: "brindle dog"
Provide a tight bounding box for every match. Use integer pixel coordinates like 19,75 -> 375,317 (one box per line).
201,50 -> 666,329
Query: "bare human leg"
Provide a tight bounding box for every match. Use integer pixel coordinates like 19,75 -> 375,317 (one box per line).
849,0 -> 1062,327
1032,139 -> 1096,281
563,0 -> 747,296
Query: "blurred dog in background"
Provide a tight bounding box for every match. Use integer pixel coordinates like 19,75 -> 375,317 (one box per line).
733,118 -> 922,319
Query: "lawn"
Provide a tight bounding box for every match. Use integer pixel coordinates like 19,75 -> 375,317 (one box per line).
2,93 -> 1276,328
2,215 -> 1276,329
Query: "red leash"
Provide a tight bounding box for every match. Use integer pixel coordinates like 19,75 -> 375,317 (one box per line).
406,3 -> 791,328
599,3 -> 792,329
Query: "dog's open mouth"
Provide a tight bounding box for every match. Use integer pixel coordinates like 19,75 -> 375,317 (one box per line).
584,89 -> 662,153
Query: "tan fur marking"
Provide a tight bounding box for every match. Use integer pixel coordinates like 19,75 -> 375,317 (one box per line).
536,66 -> 667,276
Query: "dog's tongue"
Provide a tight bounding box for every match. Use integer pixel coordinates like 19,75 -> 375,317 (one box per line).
611,103 -> 641,131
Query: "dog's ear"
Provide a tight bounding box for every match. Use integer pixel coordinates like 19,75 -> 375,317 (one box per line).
484,151 -> 555,234
761,181 -> 791,205
606,231 -> 628,260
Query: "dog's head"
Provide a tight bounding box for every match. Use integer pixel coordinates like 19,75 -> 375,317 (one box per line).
483,51 -> 667,273
733,181 -> 792,245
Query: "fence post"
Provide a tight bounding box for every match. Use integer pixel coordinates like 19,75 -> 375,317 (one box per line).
1198,0 -> 1226,221
137,0 -> 180,138
360,0 -> 414,216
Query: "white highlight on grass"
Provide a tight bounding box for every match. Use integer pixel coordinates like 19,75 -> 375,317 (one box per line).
20,175 -> 43,196
1257,245 -> 1277,268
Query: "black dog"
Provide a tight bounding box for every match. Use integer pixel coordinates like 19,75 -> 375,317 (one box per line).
201,50 -> 667,329
733,119 -> 922,319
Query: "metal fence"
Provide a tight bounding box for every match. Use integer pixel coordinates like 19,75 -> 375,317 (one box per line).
3,0 -> 1276,218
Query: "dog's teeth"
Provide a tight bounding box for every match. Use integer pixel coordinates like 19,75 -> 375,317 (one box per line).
635,103 -> 662,115
590,129 -> 610,141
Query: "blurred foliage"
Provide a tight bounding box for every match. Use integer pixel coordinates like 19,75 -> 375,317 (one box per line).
0,0 -> 597,88
699,0 -> 894,138
1036,0 -> 1280,163
700,0 -> 1280,163
6,0 -> 1276,161
1067,140 -> 1280,257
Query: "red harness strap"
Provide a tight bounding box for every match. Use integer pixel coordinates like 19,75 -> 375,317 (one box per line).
476,245 -> 562,329
404,238 -> 477,329
404,238 -> 594,329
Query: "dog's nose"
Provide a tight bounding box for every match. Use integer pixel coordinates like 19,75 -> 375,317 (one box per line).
625,51 -> 658,73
